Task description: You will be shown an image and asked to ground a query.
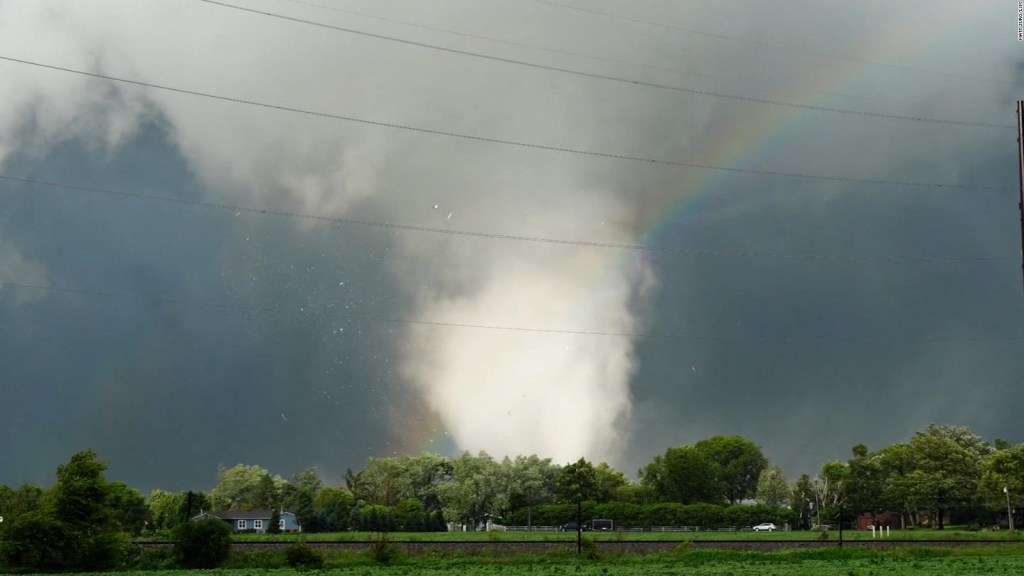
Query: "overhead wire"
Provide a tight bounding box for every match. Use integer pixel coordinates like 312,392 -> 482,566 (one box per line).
4,279 -> 1023,345
0,174 -> 1007,264
0,56 -> 1007,192
528,0 -> 1008,87
274,0 -> 1003,121
198,0 -> 1011,130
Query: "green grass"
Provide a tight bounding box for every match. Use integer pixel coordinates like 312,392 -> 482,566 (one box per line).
217,528 -> 1024,542
47,547 -> 1024,575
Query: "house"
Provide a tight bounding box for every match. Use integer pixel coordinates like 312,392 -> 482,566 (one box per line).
192,509 -> 301,533
855,512 -> 901,530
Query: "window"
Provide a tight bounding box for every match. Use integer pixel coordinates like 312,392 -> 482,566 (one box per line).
254,520 -> 263,530
280,518 -> 286,530
237,520 -> 246,530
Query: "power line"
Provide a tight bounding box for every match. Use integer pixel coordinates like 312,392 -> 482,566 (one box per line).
529,0 -> 1008,87
199,0 -> 1010,130
0,279 -> 663,339
5,279 -> 1023,345
0,174 -> 1006,264
0,56 -> 1006,192
277,0 -> 715,81
8,278 -> 1024,344
275,0 -> 1002,121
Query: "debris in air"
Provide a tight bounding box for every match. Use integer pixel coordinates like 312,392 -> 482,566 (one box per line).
433,204 -> 439,209
281,413 -> 289,422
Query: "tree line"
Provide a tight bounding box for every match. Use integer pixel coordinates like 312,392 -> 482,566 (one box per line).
2,424 -> 1023,569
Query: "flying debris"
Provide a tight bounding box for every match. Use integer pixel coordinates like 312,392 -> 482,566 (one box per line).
280,413 -> 289,422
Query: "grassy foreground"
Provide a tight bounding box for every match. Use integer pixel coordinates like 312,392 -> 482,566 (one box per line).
226,528 -> 1024,542
56,546 -> 1024,575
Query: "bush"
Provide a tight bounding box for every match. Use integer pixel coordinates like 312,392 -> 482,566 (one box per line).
172,518 -> 233,568
370,532 -> 399,563
284,543 -> 324,568
0,511 -> 73,570
128,546 -> 177,570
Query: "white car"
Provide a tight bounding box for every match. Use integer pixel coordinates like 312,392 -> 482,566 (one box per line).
752,523 -> 777,532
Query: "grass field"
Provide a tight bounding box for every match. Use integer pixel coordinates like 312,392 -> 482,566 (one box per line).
223,528 -> 1024,542
59,546 -> 1024,575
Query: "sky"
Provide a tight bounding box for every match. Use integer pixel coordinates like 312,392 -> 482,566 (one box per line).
1,0 -> 1023,493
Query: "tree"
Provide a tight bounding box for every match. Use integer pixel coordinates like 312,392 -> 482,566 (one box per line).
315,487 -> 355,531
904,424 -> 992,529
357,458 -> 411,506
0,510 -> 71,570
694,436 -> 768,504
845,444 -> 887,520
640,446 -> 720,504
172,517 -> 232,568
209,464 -> 285,510
107,482 -> 148,535
434,452 -> 511,527
593,462 -> 630,503
816,460 -> 851,525
875,442 -> 918,527
51,450 -> 125,569
147,489 -> 183,532
0,484 -> 45,521
508,454 -> 559,526
268,508 -> 282,534
283,467 -> 322,531
755,464 -> 789,506
978,443 -> 1024,522
791,474 -> 815,529
555,458 -> 598,504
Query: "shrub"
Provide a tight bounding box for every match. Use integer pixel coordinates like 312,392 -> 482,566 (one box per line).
0,510 -> 72,570
370,532 -> 400,563
284,543 -> 324,568
172,518 -> 233,568
128,546 -> 176,570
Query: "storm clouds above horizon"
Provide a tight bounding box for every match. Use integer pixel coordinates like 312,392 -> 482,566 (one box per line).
2,0 -> 1023,492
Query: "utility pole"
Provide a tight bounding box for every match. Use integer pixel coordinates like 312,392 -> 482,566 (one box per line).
1005,486 -> 1015,531
837,506 -> 843,548
576,496 -> 582,556
1016,101 -> 1024,294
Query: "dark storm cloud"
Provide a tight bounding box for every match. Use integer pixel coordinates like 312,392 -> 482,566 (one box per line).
1,0 -> 1022,490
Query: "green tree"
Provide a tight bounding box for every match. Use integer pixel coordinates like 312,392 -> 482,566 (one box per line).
315,487 -> 355,531
209,464 -> 285,510
146,489 -> 183,532
0,510 -> 71,570
51,450 -> 125,569
172,517 -> 232,568
816,460 -> 851,524
791,474 -> 815,529
434,452 -> 511,527
694,435 -> 768,504
978,443 -> 1024,522
0,484 -> 45,521
357,457 -> 412,506
107,481 -> 148,535
845,444 -> 887,520
284,488 -> 317,531
755,464 -> 789,506
593,462 -> 630,503
640,446 -> 720,504
555,458 -> 599,504
905,424 -> 992,529
508,454 -> 559,526
268,508 -> 282,534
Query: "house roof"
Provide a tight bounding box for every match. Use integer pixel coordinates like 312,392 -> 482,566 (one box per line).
195,510 -> 296,521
